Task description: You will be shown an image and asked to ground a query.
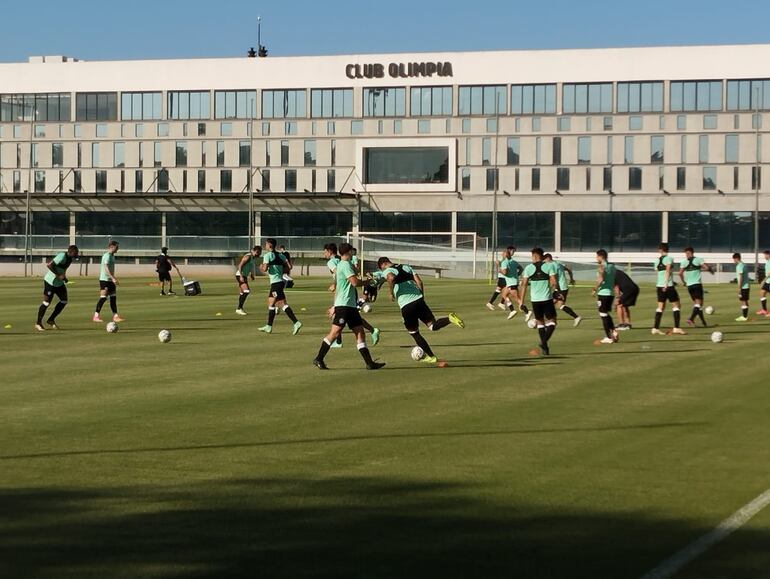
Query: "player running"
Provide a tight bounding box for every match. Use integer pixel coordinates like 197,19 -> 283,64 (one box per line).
544,253 -> 581,326
35,245 -> 79,331
258,238 -> 301,335
376,256 -> 464,365
593,249 -> 618,344
93,241 -> 124,323
235,245 -> 262,315
734,252 -> 750,322
614,267 -> 639,330
519,247 -> 558,356
312,243 -> 385,371
677,246 -> 714,327
277,245 -> 295,289
757,249 -> 770,316
499,246 -> 529,320
155,247 -> 181,295
651,242 -> 686,335
486,250 -> 507,310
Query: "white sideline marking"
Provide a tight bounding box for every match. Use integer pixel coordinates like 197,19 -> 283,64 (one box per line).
640,487 -> 770,579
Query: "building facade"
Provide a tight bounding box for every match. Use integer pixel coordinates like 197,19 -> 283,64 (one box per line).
1,45 -> 769,262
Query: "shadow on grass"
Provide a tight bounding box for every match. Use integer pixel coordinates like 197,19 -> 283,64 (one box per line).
1,475 -> 768,579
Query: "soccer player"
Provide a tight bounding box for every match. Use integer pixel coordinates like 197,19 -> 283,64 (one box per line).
486,251 -> 507,310
351,247 -> 361,275
155,247 -> 181,295
592,249 -> 618,344
519,247 -> 558,356
277,245 -> 295,288
677,246 -> 714,327
499,246 -> 529,320
651,242 -> 686,335
258,238 -> 302,335
376,256 -> 464,364
235,245 -> 261,315
757,249 -> 770,316
93,240 -> 124,323
544,253 -> 581,326
313,243 -> 385,371
35,245 -> 79,331
734,252 -> 750,322
362,272 -> 379,303
614,268 -> 639,330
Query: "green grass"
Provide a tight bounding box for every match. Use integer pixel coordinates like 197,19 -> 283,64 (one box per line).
1,276 -> 769,578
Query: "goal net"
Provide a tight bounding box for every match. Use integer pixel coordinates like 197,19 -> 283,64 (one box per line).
346,231 -> 489,279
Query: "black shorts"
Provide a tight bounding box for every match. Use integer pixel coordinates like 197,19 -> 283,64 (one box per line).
99,280 -> 117,295
269,282 -> 286,301
597,295 -> 614,314
656,286 -> 680,303
158,271 -> 172,282
43,282 -> 68,302
739,288 -> 750,301
687,284 -> 704,301
553,289 -> 568,302
400,298 -> 436,332
506,284 -> 519,292
496,277 -> 506,289
761,281 -> 770,292
235,275 -> 250,288
532,300 -> 557,321
332,306 -> 363,329
618,288 -> 639,307
363,284 -> 378,298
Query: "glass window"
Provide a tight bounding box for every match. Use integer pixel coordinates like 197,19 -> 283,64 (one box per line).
351,120 -> 363,135
310,88 -> 353,118
285,169 -> 297,192
578,136 -> 591,165
238,141 -> 251,167
157,123 -> 169,137
561,212 -> 661,252
703,114 -> 718,129
557,117 -> 571,131
617,81 -> 664,112
364,147 -> 449,184
458,85 -> 506,115
363,88 -> 405,117
670,81 -> 722,112
603,116 -> 613,130
262,211 -> 353,237
507,137 -> 520,165
304,140 -> 316,166
650,135 -> 664,164
603,167 -> 612,191
556,167 -> 570,190
213,90 -> 256,119
219,170 -> 232,192
418,119 -> 431,134
216,141 -> 225,167
75,92 -> 117,121
326,169 -> 336,192
669,212 -> 755,252
0,93 -> 71,122
552,137 -> 562,165
91,142 -> 100,168
113,142 -> 125,167
726,79 -> 770,111
168,91 -> 211,120
725,134 -> 739,163
624,136 -> 634,164
677,167 -> 687,190
121,92 -> 161,120
410,86 -> 452,116
95,170 -> 107,192
699,135 -> 709,163
486,168 -> 498,191
261,168 -> 271,191
461,167 -> 471,191
563,83 -> 612,114
703,166 -> 717,190
280,141 -> 289,166
531,168 -> 540,191
628,167 -> 642,190
510,84 -> 556,115
629,116 -> 642,130
52,143 -> 64,168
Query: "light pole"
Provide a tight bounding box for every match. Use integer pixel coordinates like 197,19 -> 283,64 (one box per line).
754,86 -> 761,276
24,114 -> 35,277
491,96 -> 501,281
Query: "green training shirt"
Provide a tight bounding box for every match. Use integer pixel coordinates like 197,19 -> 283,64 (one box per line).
262,251 -> 286,284
334,259 -> 358,307
522,261 -> 556,303
554,260 -> 569,291
736,262 -> 750,289
327,256 -> 340,274
679,256 -> 704,286
44,252 -> 71,287
655,255 -> 674,287
597,261 -> 616,296
383,263 -> 423,309
239,254 -> 256,277
351,255 -> 359,268
499,257 -> 520,286
99,252 -> 115,282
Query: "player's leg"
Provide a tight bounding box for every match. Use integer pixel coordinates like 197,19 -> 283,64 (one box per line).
47,286 -> 69,327
108,283 -> 121,321
236,278 -> 250,314
352,322 -> 384,370
652,287 -> 666,334
260,293 -> 277,333
313,318 -> 344,369
167,273 -> 174,294
94,283 -> 109,322
280,298 -> 302,335
557,290 -> 580,324
670,288 -> 684,333
423,300 -> 464,331
36,284 -> 54,330
757,284 -> 767,314
598,296 -> 617,343
487,280 -> 504,309
738,289 -> 749,320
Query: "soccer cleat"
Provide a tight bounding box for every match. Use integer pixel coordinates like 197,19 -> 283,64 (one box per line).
366,361 -> 386,370
756,309 -> 768,315
686,319 -> 695,326
485,303 -> 496,311
331,341 -> 343,348
419,355 -> 438,364
671,327 -> 687,335
497,302 -> 507,311
46,320 -> 59,330
34,323 -> 46,332
168,290 -> 176,295
258,325 -> 273,333
735,316 -> 748,322
524,311 -> 533,323
650,328 -> 665,335
612,330 -> 620,342
371,327 -> 380,346
160,290 -> 166,296
292,321 -> 302,335
539,343 -> 550,356
235,309 -> 248,316
112,315 -> 125,323
92,314 -> 104,323
312,358 -> 328,370
507,310 -> 518,320
600,337 -> 615,344
573,316 -> 582,327
448,312 -> 465,328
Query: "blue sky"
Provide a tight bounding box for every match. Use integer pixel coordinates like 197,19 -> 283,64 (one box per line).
0,0 -> 767,62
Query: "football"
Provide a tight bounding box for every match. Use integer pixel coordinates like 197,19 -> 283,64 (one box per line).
410,346 -> 425,361
106,321 -> 119,333
710,331 -> 723,343
527,318 -> 537,329
158,329 -> 172,343
362,304 -> 372,314
704,305 -> 715,315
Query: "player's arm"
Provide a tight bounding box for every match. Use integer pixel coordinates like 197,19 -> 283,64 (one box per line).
385,272 -> 397,301
614,283 -> 621,298
549,274 -> 557,291
46,257 -> 65,280
499,265 -> 509,277
259,258 -> 268,273
663,262 -> 672,287
518,276 -> 529,305
413,272 -> 425,295
677,264 -> 685,284
169,258 -> 180,272
564,265 -> 576,285
592,265 -> 605,295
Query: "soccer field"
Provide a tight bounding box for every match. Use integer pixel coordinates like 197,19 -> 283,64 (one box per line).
1,276 -> 769,578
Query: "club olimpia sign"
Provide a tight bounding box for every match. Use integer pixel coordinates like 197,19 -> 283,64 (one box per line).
345,61 -> 453,79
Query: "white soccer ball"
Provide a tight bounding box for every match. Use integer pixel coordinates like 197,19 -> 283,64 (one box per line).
106,321 -> 119,333
710,331 -> 723,344
362,304 -> 372,314
527,318 -> 537,329
410,346 -> 425,361
158,329 -> 172,343
704,306 -> 715,315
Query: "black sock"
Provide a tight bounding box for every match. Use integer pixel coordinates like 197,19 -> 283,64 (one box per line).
690,307 -> 698,322
431,318 -> 450,331
698,309 -> 706,324
506,301 -> 514,312
520,304 -> 530,315
561,305 -> 578,319
267,307 -> 276,326
109,295 -> 118,314
537,326 -> 547,345
336,335 -> 342,345
742,306 -> 749,318
48,302 -> 67,322
654,311 -> 662,329
601,316 -> 613,338
237,293 -> 247,309
411,331 -> 435,358
358,345 -> 374,365
316,339 -> 331,361
673,310 -> 681,328
95,296 -> 107,313
283,306 -> 298,324
545,324 -> 556,341
761,298 -> 767,310
37,303 -> 49,325
489,291 -> 500,304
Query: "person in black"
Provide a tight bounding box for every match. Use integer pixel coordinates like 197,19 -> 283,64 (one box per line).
614,267 -> 639,330
277,245 -> 295,288
36,245 -> 79,331
155,247 -> 181,295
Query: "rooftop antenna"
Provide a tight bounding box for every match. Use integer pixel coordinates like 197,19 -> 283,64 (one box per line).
257,16 -> 268,57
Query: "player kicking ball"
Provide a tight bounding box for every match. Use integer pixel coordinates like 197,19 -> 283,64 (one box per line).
677,246 -> 714,327
486,251 -> 507,311
258,238 -> 301,335
235,245 -> 261,315
376,256 -> 464,365
544,253 -> 581,326
519,247 -> 558,356
35,245 -> 79,331
592,249 -> 618,344
313,243 -> 384,370
734,253 -> 750,322
499,246 -> 529,320
93,241 -> 124,324
651,242 -> 685,335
